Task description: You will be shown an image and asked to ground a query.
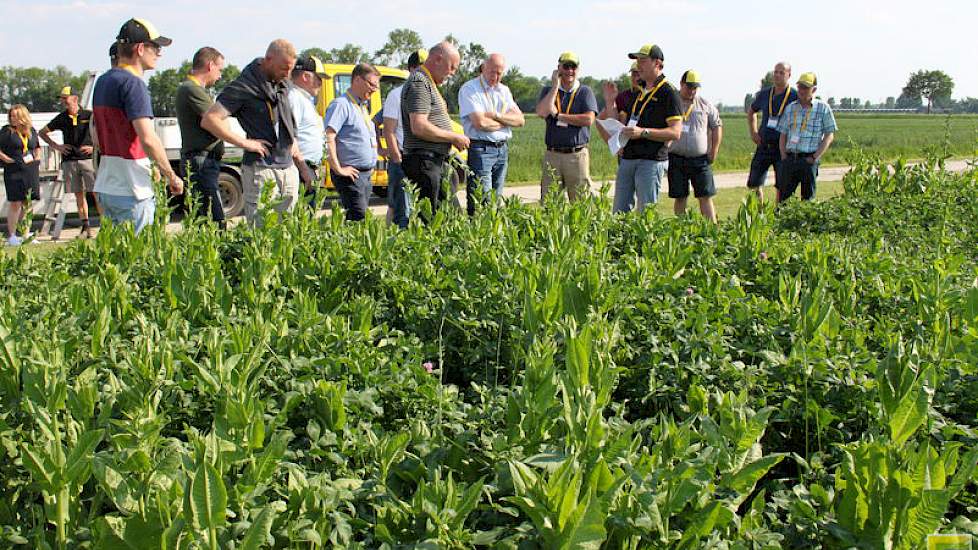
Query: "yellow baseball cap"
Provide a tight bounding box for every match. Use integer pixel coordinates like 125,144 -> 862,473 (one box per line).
407,48 -> 427,67
628,44 -> 664,61
59,86 -> 72,97
681,70 -> 701,87
797,72 -> 818,88
558,51 -> 580,66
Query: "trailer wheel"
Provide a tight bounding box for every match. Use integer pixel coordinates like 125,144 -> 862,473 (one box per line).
219,171 -> 244,218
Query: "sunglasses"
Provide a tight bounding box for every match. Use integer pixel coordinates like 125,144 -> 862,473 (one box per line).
561,63 -> 578,70
143,42 -> 162,55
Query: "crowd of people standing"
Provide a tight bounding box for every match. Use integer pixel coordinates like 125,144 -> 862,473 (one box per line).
2,17 -> 838,243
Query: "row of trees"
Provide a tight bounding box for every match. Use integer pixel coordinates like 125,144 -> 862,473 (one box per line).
2,34 -> 973,117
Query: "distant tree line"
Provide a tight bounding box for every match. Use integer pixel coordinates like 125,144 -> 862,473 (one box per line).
744,68 -> 975,114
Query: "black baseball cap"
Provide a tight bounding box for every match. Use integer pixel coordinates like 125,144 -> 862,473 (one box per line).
116,18 -> 172,47
628,44 -> 664,61
109,42 -> 118,60
293,55 -> 330,78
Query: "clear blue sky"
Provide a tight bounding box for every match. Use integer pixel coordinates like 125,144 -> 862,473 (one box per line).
4,0 -> 975,106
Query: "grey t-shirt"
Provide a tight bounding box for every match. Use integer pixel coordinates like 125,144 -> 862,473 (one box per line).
669,96 -> 722,158
401,69 -> 452,155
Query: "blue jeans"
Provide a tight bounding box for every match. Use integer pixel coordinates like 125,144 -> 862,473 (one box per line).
466,141 -> 508,215
614,158 -> 666,213
97,193 -> 156,234
387,161 -> 411,229
776,155 -> 819,201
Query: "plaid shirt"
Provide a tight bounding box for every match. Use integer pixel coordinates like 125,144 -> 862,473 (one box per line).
776,99 -> 837,153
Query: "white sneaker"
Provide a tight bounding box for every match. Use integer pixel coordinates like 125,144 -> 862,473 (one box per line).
6,236 -> 22,246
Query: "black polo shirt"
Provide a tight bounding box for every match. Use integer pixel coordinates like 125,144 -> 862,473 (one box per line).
45,110 -> 93,161
538,83 -> 599,148
621,76 -> 682,162
751,86 -> 798,144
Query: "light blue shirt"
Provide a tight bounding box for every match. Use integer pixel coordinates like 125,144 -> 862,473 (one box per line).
458,76 -> 515,143
324,92 -> 377,169
288,86 -> 325,164
776,99 -> 837,154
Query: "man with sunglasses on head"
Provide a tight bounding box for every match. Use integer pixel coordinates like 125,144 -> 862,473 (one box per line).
289,54 -> 331,202
324,63 -> 381,221
91,18 -> 182,234
535,52 -> 599,203
746,62 -> 797,202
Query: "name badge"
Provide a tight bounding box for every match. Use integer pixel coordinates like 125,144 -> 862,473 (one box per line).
789,134 -> 801,145
767,116 -> 779,129
627,117 -> 639,128
682,123 -> 690,133
556,120 -> 569,128
22,153 -> 34,163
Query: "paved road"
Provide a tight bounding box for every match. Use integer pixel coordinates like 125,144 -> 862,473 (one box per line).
13,159 -> 973,244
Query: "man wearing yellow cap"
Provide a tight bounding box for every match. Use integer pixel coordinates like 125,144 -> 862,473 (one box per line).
176,47 -> 226,226
534,51 -> 599,203
667,70 -> 722,223
776,72 -> 836,202
92,18 -> 183,234
609,43 -> 682,213
599,62 -> 644,122
41,86 -> 99,237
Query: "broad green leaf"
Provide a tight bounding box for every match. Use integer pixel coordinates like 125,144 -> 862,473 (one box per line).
65,429 -> 103,485
720,454 -> 785,498
239,506 -> 277,550
188,462 -> 227,533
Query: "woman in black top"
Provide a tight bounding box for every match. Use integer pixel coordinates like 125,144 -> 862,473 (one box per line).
0,104 -> 41,245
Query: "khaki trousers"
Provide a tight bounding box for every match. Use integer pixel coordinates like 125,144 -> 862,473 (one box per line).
540,148 -> 592,204
241,163 -> 300,225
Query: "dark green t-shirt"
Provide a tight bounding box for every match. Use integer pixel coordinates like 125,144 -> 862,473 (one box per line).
175,79 -> 223,157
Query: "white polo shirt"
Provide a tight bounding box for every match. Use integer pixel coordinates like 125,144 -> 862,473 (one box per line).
458,76 -> 515,143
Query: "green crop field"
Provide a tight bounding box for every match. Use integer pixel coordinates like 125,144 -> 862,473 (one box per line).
0,153 -> 976,548
503,113 -> 978,183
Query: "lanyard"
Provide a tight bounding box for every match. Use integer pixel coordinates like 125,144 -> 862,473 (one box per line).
769,87 -> 792,117
187,75 -> 203,87
18,131 -> 29,154
792,104 -> 814,134
555,84 -> 580,115
265,101 -> 276,126
682,101 -> 695,121
631,78 -> 668,120
420,67 -> 448,111
346,91 -> 372,127
480,77 -> 501,113
69,114 -> 78,126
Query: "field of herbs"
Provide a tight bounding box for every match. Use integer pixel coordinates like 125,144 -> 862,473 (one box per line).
1,152 -> 977,549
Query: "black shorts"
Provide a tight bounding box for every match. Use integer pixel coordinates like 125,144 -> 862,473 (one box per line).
747,143 -> 781,188
667,154 -> 715,199
3,172 -> 40,202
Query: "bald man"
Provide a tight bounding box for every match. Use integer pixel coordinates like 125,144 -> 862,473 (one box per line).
400,41 -> 469,221
458,53 -> 525,215
746,61 -> 797,201
203,39 -> 300,224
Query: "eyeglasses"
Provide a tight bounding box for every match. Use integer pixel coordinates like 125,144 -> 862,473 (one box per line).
561,63 -> 578,70
143,42 -> 162,55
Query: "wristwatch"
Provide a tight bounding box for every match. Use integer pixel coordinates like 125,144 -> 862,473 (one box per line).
641,128 -> 650,139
